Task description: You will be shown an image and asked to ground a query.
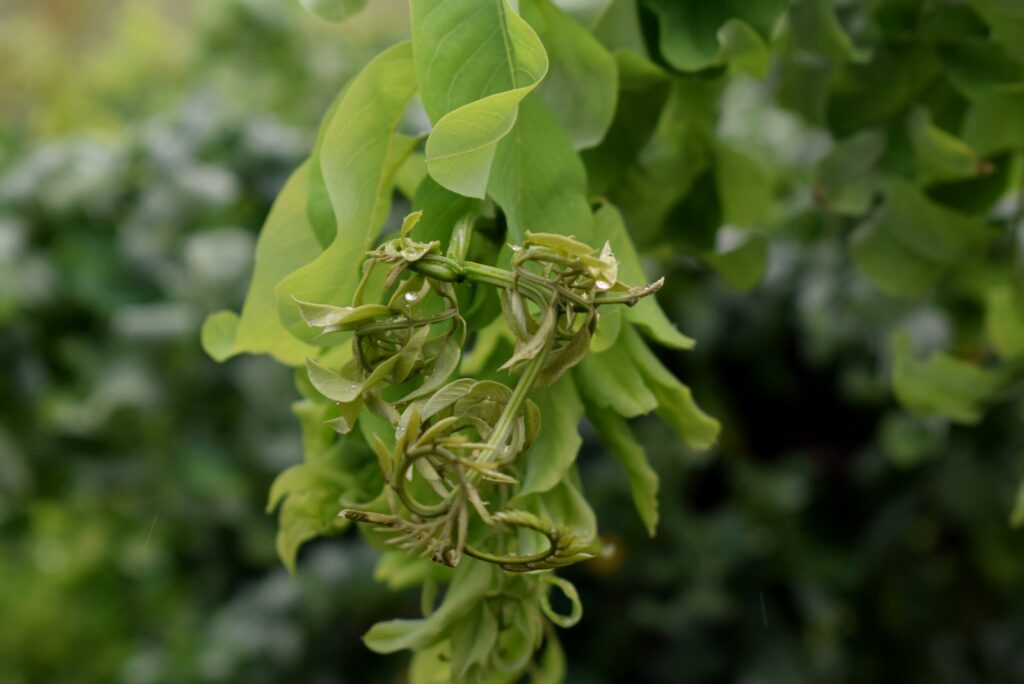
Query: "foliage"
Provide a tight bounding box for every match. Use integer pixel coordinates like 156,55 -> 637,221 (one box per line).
202,0 -> 1023,681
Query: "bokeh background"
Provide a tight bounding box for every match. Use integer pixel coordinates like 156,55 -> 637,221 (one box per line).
2,1 -> 1023,683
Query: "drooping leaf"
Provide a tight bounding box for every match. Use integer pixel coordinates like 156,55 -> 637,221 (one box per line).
586,403 -> 659,535
574,346 -> 657,418
621,325 -> 720,450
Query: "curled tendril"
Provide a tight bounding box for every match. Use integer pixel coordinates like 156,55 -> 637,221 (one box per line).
298,217 -> 662,571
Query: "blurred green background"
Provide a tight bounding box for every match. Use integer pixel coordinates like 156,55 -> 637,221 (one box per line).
2,1 -> 1023,683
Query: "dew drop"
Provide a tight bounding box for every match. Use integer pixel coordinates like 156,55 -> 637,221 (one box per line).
404,292 -> 418,302
595,280 -> 611,291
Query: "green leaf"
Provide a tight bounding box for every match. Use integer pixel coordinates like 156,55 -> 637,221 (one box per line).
642,0 -> 785,72
533,631 -> 566,684
778,0 -> 870,64
1012,476 -> 1024,528
582,51 -> 670,195
986,286 -> 1024,360
298,0 -> 367,22
704,229 -> 768,292
591,203 -> 695,349
587,403 -> 659,535
891,332 -> 1008,425
969,0 -> 1024,64
714,142 -> 776,229
622,325 -> 720,450
589,0 -> 646,53
275,43 -> 420,343
523,0 -> 618,150
516,375 -> 584,497
449,603 -> 499,681
908,107 -> 988,184
962,94 -> 1024,156
850,179 -> 993,298
488,95 -> 594,243
412,0 -> 549,198
363,559 -> 495,653
201,163 -> 326,366
268,445 -> 354,574
814,129 -> 886,216
939,38 -> 1024,99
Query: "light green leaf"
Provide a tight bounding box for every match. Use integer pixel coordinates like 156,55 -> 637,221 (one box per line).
275,43 -> 420,343
298,0 -> 367,22
986,286 -> 1024,360
412,0 -> 549,198
587,403 -> 658,535
591,203 -> 695,349
892,332 -> 1008,425
200,310 -> 239,363
307,86 -> 347,247
364,559 -> 495,653
850,179 -> 993,298
523,0 -> 618,150
622,325 -> 720,450
516,375 -> 584,497
574,346 -> 657,418
201,163 -> 326,366
488,95 -> 594,242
